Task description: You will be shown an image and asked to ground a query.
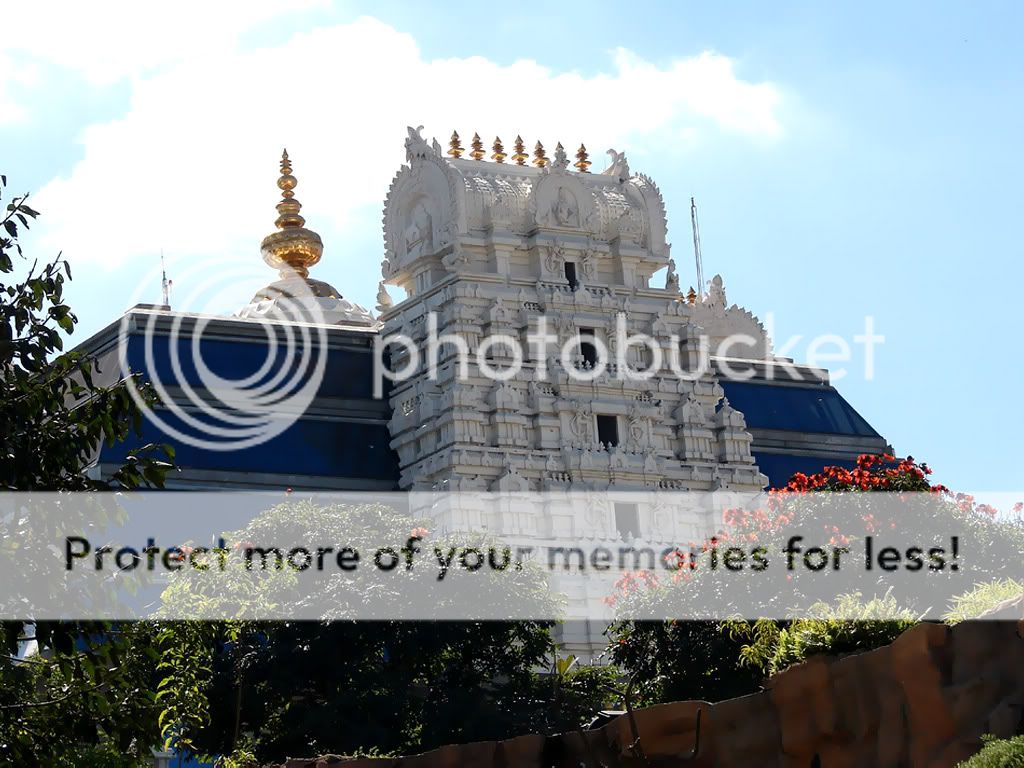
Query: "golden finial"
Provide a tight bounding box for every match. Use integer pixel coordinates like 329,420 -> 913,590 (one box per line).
687,286 -> 697,305
511,135 -> 528,166
260,149 -> 323,280
533,141 -> 548,168
469,132 -> 485,160
447,131 -> 464,159
274,149 -> 305,229
491,136 -> 506,163
574,144 -> 591,173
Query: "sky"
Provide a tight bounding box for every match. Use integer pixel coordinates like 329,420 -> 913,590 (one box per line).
2,1 -> 1022,494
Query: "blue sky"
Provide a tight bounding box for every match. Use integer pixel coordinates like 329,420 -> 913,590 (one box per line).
3,1 -> 1022,493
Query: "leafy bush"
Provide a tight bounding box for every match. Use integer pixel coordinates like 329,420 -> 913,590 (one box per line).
946,579 -> 1024,624
958,735 -> 1024,768
724,592 -> 919,677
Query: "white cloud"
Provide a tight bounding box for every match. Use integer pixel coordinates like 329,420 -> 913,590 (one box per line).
0,54 -> 39,125
27,14 -> 785,289
3,0 -> 327,85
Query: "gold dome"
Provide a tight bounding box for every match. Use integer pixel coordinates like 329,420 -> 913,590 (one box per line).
259,149 -> 324,279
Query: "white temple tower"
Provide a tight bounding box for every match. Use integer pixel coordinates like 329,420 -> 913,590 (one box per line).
379,128 -> 778,651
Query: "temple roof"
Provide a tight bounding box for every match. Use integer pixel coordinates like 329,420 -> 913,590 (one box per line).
380,127 -> 671,291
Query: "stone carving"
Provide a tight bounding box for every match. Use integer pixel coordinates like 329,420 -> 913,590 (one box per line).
675,393 -> 715,462
706,273 -> 727,311
579,245 -> 597,280
676,393 -> 708,426
602,148 -> 630,181
665,258 -> 680,292
403,124 -> 432,162
491,465 -> 530,493
551,142 -> 570,171
627,404 -> 650,451
492,381 -> 521,411
714,397 -> 755,464
404,201 -> 434,259
568,402 -> 594,445
375,281 -> 392,314
489,296 -> 513,325
543,242 -> 566,277
688,273 -> 773,359
552,187 -> 579,227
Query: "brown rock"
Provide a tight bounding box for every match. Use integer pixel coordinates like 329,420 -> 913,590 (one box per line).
280,614 -> 1024,768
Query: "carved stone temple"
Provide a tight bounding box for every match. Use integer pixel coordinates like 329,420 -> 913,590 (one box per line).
380,128 -> 775,499
75,129 -> 891,651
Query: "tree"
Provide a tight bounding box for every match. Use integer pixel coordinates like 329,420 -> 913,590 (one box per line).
0,177 -> 174,765
154,498 -> 617,764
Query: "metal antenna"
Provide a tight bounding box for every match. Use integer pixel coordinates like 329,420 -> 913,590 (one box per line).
690,197 -> 705,295
160,250 -> 172,308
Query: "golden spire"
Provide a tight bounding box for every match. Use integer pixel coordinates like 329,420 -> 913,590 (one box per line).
274,149 -> 304,228
260,149 -> 323,280
533,140 -> 548,168
511,135 -> 528,166
469,132 -> 485,160
447,130 -> 464,159
687,286 -> 697,305
574,144 -> 591,173
491,136 -> 506,163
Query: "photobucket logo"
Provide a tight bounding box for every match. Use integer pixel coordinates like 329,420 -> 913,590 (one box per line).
373,314 -> 713,398
118,259 -> 328,451
373,312 -> 884,397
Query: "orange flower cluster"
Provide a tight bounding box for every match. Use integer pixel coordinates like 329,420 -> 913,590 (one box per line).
605,453 -> 1020,605
773,454 -> 938,494
604,569 -> 660,606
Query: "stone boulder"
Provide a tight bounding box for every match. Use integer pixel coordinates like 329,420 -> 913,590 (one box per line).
282,598 -> 1024,768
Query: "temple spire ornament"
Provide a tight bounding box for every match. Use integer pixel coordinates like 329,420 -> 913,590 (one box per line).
491,136 -> 506,163
376,280 -> 393,313
239,147 -> 375,326
552,142 -> 568,170
260,149 -> 323,280
511,135 -> 528,165
447,131 -> 464,159
574,144 -> 591,173
469,133 -> 485,160
532,141 -> 548,167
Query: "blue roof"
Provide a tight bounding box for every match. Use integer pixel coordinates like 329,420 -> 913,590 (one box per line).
751,452 -> 858,489
103,413 -> 398,482
720,380 -> 880,437
100,324 -> 400,486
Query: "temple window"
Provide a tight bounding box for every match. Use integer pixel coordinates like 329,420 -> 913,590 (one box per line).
596,414 -> 619,447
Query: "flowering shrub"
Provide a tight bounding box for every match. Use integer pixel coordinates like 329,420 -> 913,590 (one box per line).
608,454 -> 1024,700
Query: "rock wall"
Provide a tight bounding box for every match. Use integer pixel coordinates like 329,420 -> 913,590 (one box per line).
283,600 -> 1024,768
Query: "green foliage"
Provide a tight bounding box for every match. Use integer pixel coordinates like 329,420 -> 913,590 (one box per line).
0,176 -> 175,765
607,620 -> 760,705
958,734 -> 1024,768
946,579 -> 1024,624
154,500 -> 601,763
537,653 -> 623,732
724,592 -> 919,677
